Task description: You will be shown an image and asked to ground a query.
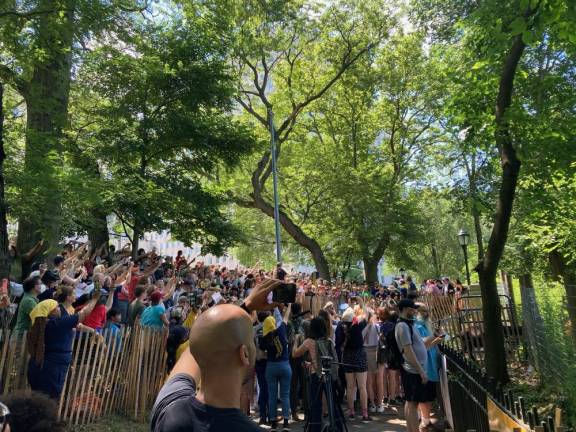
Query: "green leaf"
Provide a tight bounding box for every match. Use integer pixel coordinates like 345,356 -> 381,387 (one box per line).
509,17 -> 527,35
472,60 -> 488,70
522,30 -> 536,44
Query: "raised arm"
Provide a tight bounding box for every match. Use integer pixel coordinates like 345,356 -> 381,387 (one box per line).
163,276 -> 178,301
168,346 -> 200,384
23,240 -> 45,262
142,259 -> 162,278
78,291 -> 101,323
104,288 -> 115,312
283,303 -> 292,325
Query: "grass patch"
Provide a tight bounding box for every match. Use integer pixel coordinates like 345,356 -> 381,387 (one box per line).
70,415 -> 148,432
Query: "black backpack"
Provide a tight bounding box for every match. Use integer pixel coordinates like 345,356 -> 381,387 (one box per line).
380,319 -> 413,369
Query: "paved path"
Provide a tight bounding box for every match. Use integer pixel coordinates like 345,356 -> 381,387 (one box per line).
256,409 -> 407,431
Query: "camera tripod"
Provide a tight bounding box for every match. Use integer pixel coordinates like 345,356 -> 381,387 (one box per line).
303,358 -> 349,432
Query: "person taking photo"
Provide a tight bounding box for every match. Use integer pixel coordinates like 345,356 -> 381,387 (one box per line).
151,278 -> 283,432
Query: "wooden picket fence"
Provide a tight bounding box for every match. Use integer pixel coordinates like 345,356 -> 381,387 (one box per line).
0,325 -> 168,427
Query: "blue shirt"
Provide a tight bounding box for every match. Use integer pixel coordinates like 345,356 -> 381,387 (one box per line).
140,304 -> 166,329
415,320 -> 440,382
45,305 -> 80,364
261,322 -> 289,362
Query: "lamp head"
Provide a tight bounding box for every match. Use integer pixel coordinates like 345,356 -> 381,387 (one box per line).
458,229 -> 470,247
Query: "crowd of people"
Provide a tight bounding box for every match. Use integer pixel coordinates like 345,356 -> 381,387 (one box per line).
0,241 -> 464,431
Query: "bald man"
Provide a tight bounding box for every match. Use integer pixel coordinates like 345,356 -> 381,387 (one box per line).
151,279 -> 282,432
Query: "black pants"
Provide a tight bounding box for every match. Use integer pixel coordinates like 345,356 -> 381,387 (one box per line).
290,357 -> 306,415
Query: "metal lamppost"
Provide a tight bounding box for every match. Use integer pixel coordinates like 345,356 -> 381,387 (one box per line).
268,107 -> 282,262
458,228 -> 471,286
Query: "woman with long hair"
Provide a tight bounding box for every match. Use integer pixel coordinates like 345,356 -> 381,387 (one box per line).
336,297 -> 371,421
26,288 -> 100,399
292,317 -> 342,432
380,309 -> 401,405
363,309 -> 381,413
260,305 -> 292,432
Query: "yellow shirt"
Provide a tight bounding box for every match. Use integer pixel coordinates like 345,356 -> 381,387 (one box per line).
183,310 -> 197,328
176,340 -> 189,361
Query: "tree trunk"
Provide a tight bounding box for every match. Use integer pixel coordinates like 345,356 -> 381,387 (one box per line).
131,223 -> 142,260
431,245 -> 440,278
87,209 -> 110,257
477,29 -> 530,383
0,83 -> 11,280
363,257 -> 379,286
16,2 -> 74,261
548,251 -> 576,346
246,193 -> 331,282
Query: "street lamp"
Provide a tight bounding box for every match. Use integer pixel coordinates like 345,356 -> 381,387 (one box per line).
457,228 -> 471,286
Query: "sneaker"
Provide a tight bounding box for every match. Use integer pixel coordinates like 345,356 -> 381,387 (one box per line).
283,419 -> 290,431
388,398 -> 397,406
258,418 -> 267,426
369,403 -> 377,413
362,415 -> 373,421
348,413 -> 355,420
396,396 -> 404,404
383,397 -> 389,405
270,421 -> 278,431
377,404 -> 386,413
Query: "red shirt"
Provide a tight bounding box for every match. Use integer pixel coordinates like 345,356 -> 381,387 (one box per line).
83,304 -> 106,329
118,274 -> 140,301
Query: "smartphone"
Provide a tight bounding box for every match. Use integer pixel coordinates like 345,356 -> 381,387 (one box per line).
211,292 -> 223,305
272,283 -> 297,304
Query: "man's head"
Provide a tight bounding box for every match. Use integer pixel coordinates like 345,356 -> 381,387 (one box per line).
53,256 -> 65,269
41,270 -> 60,289
397,298 -> 420,320
189,304 -> 255,384
107,308 -> 121,323
134,285 -> 147,300
23,276 -> 42,296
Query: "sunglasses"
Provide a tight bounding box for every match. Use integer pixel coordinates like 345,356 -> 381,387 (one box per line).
0,402 -> 10,432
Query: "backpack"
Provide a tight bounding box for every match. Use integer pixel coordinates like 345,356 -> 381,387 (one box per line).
254,324 -> 267,361
315,338 -> 339,377
381,319 -> 413,369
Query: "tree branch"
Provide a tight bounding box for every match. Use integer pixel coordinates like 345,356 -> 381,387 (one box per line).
0,64 -> 28,97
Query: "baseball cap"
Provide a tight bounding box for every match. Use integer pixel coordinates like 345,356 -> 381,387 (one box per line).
397,299 -> 420,311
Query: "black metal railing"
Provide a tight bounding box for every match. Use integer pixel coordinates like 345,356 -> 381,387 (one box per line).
442,346 -> 562,432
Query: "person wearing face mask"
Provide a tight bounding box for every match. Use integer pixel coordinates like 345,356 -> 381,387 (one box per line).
394,299 -> 443,432
414,304 -> 443,431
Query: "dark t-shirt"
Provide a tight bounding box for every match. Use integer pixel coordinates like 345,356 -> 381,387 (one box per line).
276,267 -> 287,281
151,374 -> 262,432
341,320 -> 367,352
